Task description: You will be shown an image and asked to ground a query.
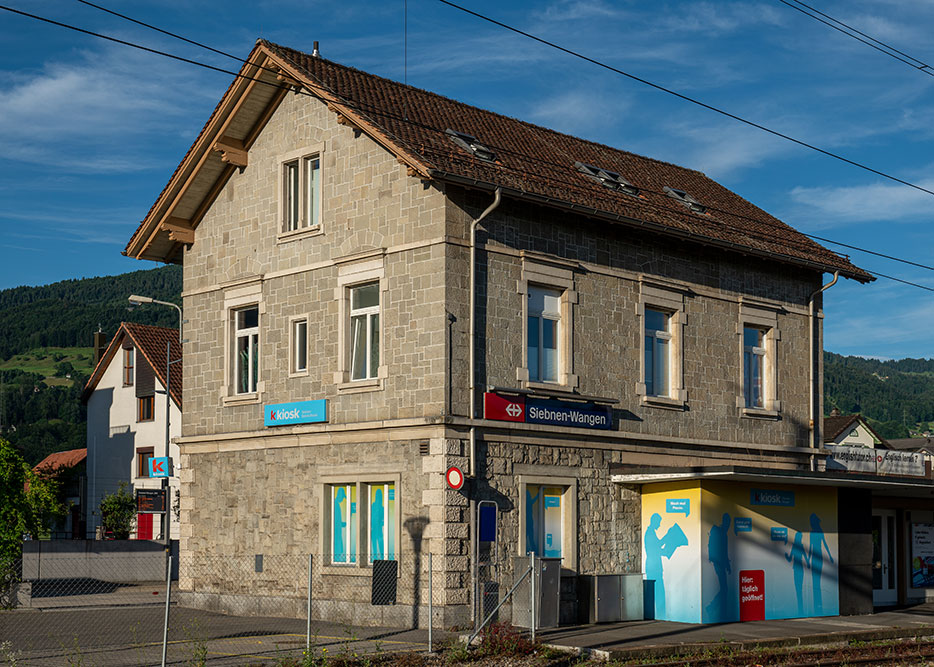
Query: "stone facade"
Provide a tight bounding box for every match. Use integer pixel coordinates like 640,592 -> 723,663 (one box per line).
173,79 -> 828,627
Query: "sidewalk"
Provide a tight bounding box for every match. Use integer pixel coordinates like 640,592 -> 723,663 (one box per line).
538,603 -> 934,661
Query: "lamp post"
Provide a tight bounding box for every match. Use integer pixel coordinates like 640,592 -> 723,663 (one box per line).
127,295 -> 182,546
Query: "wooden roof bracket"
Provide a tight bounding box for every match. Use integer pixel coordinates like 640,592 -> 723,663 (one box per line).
213,136 -> 247,170
275,66 -> 302,92
161,217 -> 195,245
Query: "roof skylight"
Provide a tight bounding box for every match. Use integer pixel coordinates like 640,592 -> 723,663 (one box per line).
664,186 -> 707,214
445,129 -> 496,162
576,162 -> 639,196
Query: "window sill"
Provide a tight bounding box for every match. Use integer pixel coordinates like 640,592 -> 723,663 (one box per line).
277,225 -> 323,244
137,418 -> 155,423
319,563 -> 397,577
641,395 -> 687,410
337,378 -> 383,394
288,369 -> 309,379
522,380 -> 575,394
223,392 -> 261,407
741,407 -> 781,420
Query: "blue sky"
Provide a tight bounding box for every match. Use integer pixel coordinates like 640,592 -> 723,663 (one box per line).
1,0 -> 933,359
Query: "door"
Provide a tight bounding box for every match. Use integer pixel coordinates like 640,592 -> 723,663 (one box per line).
872,510 -> 897,605
137,512 -> 153,540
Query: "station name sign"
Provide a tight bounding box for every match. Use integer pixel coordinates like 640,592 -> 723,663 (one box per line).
264,399 -> 328,427
483,392 -> 612,430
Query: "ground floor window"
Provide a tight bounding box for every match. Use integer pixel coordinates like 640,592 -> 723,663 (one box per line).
329,481 -> 397,565
525,484 -> 565,559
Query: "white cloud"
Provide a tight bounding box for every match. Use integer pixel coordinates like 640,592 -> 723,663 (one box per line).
787,180 -> 934,226
656,2 -> 785,34
526,88 -> 631,136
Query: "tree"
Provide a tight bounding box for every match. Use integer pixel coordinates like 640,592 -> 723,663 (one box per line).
99,482 -> 136,539
0,438 -> 62,607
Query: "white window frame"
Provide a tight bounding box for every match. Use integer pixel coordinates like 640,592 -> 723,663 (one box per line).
334,252 -> 387,393
349,283 -> 380,381
527,285 -> 562,383
737,301 -> 781,417
517,253 -> 579,391
517,474 -> 578,571
637,280 -> 687,408
234,305 -> 259,395
319,472 -> 401,571
289,315 -> 309,377
277,143 -> 324,243
644,308 -> 673,398
222,280 -> 265,405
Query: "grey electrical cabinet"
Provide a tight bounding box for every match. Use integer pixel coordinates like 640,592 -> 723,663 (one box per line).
512,557 -> 561,629
578,574 -> 644,623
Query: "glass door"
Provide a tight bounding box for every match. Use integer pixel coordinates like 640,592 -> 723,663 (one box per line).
872,510 -> 898,605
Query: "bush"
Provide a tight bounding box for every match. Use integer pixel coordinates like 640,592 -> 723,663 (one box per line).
475,622 -> 536,658
100,482 -> 136,539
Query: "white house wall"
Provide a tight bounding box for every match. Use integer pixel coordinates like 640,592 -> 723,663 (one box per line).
86,348 -> 181,539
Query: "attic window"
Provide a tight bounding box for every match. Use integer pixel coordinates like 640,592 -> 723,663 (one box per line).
664,186 -> 707,214
445,129 -> 495,162
576,162 -> 639,196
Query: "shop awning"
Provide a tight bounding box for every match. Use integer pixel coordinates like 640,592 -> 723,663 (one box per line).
610,464 -> 934,498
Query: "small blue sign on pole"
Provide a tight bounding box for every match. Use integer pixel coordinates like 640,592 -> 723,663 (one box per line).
478,502 -> 497,542
150,457 -> 170,478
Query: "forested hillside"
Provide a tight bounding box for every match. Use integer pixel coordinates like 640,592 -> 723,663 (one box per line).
0,266 -> 181,464
0,265 -> 181,359
824,352 -> 934,439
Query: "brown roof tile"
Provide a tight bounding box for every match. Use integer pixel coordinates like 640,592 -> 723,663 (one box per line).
33,448 -> 87,476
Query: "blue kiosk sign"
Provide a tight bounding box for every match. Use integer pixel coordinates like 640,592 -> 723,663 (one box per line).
264,399 -> 328,427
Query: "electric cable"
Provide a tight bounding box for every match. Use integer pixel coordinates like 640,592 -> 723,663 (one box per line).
2,3 -> 932,291
777,0 -> 934,75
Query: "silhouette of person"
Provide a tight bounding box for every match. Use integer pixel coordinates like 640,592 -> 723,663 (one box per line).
645,512 -> 688,619
334,487 -> 348,562
526,486 -> 542,555
370,488 -> 385,560
785,531 -> 810,616
809,513 -> 834,614
705,513 -> 732,620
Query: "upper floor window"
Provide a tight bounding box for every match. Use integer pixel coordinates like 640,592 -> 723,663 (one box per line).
744,327 -> 766,409
235,306 -> 259,394
350,283 -> 380,381
137,448 -> 154,478
528,286 -> 561,383
123,348 -> 135,386
644,309 -> 672,397
283,155 -> 321,233
291,317 -> 308,374
137,395 -> 154,422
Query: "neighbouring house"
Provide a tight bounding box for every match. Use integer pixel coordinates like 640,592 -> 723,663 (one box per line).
32,448 -> 87,539
120,38 -> 934,627
82,323 -> 181,542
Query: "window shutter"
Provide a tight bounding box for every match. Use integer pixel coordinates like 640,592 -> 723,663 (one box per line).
136,358 -> 155,398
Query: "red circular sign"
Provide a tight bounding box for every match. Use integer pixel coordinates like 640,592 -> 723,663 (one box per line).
446,466 -> 465,490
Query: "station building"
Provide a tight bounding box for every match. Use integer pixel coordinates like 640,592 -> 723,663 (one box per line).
121,39 -> 933,627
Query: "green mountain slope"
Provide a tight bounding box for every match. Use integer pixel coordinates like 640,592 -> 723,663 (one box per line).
0,266 -> 181,465
824,352 -> 934,439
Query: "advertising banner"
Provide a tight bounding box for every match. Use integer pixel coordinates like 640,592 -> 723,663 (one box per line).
911,523 -> 934,588
825,445 -> 924,477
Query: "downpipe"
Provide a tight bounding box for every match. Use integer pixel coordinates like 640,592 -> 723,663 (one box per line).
808,271 -> 838,471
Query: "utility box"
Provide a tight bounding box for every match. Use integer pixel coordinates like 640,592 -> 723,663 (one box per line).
512,557 -> 561,629
579,574 -> 645,623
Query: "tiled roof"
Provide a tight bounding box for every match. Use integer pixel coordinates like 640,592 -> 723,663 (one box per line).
33,448 -> 86,476
823,413 -> 888,447
82,322 -> 182,407
126,40 -> 871,282
263,40 -> 871,281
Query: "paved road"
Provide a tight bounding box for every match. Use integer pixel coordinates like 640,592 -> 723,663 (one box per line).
2,604 -> 440,666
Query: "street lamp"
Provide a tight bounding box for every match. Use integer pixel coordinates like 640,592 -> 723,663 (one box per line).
127,295 -> 182,548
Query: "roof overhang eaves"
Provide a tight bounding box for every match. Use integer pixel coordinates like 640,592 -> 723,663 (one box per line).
124,44 -> 280,263
611,466 -> 934,496
427,170 -> 872,283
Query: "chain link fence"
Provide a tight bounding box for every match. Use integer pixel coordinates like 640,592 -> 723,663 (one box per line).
1,550 -> 450,666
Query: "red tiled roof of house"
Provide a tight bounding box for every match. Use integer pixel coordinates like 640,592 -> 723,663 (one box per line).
823,414 -> 888,447
82,322 -> 182,407
33,448 -> 86,476
126,40 -> 871,282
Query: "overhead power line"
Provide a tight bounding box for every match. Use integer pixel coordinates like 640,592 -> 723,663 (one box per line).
435,0 -> 934,200
3,2 -> 933,291
777,0 -> 934,77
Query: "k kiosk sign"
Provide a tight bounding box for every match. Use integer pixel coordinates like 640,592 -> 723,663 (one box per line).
483,392 -> 612,430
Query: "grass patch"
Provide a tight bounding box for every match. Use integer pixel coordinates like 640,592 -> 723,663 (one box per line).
0,347 -> 94,383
